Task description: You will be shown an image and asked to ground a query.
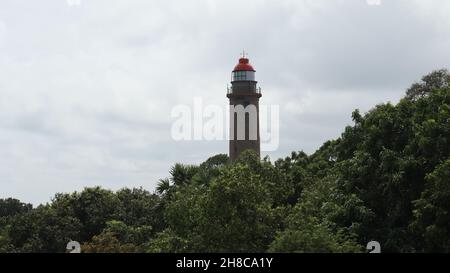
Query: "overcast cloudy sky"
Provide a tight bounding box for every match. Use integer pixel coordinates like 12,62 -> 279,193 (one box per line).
1,0 -> 449,205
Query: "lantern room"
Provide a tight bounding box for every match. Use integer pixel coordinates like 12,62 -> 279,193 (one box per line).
232,57 -> 256,82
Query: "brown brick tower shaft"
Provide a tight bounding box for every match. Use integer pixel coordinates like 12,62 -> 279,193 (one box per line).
227,56 -> 262,161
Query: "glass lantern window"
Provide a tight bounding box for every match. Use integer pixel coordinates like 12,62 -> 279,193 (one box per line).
233,71 -> 255,81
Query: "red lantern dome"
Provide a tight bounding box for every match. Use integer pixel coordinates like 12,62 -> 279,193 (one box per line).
233,58 -> 255,72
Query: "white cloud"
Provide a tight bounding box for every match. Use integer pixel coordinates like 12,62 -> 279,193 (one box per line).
0,0 -> 449,204
0,21 -> 6,47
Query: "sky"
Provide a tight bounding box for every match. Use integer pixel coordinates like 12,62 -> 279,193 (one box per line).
0,0 -> 450,205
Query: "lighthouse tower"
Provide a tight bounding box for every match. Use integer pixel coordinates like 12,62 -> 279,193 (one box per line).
227,53 -> 262,161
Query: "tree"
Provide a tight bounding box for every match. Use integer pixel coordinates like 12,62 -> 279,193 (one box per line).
269,221 -> 360,253
201,162 -> 278,252
159,151 -> 284,252
81,232 -> 139,253
50,187 -> 120,242
411,158 -> 450,252
147,229 -> 190,253
169,164 -> 199,187
406,69 -> 450,101
103,220 -> 153,251
269,177 -> 367,253
156,178 -> 171,196
1,70 -> 449,253
0,198 -> 32,218
191,154 -> 229,186
237,150 -> 294,207
7,205 -> 82,252
0,198 -> 33,252
329,84 -> 450,252
3,187 -> 164,253
114,187 -> 161,231
0,227 -> 14,253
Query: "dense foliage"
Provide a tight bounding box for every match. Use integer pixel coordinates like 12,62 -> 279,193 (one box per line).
0,70 -> 449,253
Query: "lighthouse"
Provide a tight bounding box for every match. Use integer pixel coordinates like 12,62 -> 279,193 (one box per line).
227,53 -> 262,161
